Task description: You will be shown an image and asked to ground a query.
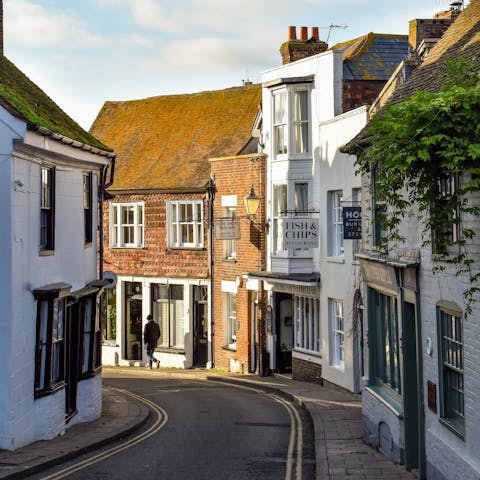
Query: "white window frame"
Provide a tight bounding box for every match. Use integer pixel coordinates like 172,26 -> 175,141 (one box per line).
294,295 -> 320,353
223,292 -> 237,350
223,206 -> 237,260
273,183 -> 288,255
110,202 -> 144,248
167,200 -> 204,248
328,190 -> 344,257
271,84 -> 311,160
329,298 -> 345,368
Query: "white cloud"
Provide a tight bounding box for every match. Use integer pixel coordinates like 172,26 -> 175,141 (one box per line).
4,0 -> 110,48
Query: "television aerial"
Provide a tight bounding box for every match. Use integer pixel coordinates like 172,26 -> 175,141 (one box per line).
320,23 -> 349,43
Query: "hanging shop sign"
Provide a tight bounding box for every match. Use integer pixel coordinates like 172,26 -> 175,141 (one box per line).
283,218 -> 319,249
343,206 -> 362,240
215,217 -> 241,240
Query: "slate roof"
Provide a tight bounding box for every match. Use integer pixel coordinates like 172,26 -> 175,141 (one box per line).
342,1 -> 480,154
0,55 -> 111,152
90,84 -> 262,191
331,33 -> 409,81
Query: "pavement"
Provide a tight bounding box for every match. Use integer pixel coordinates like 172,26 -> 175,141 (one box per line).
0,366 -> 417,480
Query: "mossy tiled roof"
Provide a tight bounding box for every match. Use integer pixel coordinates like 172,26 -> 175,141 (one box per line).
331,33 -> 409,81
389,1 -> 480,103
342,2 -> 480,154
0,55 -> 110,152
90,84 -> 261,190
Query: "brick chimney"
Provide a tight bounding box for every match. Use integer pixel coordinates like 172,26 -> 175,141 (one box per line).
408,16 -> 453,53
280,26 -> 328,65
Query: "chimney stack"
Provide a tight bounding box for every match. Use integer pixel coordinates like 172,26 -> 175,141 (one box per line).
280,25 -> 328,65
288,26 -> 297,40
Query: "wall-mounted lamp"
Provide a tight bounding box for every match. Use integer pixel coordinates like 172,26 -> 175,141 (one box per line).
244,184 -> 261,218
244,185 -> 270,231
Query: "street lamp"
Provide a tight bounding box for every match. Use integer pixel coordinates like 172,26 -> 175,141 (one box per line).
244,184 -> 261,218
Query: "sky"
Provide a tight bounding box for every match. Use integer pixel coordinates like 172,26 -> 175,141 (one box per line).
3,0 -> 468,130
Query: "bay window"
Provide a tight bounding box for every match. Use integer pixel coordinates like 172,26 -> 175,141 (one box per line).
294,296 -> 320,353
271,84 -> 311,159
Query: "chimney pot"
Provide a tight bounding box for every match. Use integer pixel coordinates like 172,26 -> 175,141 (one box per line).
311,27 -> 319,40
288,26 -> 297,40
300,26 -> 308,41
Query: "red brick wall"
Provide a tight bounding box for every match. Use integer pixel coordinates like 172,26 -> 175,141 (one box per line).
103,192 -> 209,279
210,155 -> 267,372
343,80 -> 387,113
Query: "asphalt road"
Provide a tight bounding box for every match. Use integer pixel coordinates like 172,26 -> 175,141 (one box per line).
31,373 -> 315,480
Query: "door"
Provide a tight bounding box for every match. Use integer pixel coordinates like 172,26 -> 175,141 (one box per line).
65,302 -> 79,421
193,286 -> 208,367
249,293 -> 259,373
124,282 -> 143,360
402,300 -> 426,478
275,293 -> 293,373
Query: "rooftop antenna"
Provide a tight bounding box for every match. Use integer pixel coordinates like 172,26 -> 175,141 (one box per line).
321,23 -> 349,43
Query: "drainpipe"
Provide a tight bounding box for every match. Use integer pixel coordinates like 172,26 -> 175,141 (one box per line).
206,177 -> 216,368
98,157 -> 115,279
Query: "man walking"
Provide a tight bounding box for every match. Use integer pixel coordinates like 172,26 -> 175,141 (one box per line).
143,314 -> 161,369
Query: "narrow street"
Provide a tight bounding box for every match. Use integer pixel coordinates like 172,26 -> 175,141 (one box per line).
29,371 -> 315,480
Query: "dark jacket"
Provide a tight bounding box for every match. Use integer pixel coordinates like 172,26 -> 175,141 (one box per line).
144,320 -> 161,348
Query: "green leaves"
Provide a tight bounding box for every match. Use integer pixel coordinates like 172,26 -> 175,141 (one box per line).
356,59 -> 480,316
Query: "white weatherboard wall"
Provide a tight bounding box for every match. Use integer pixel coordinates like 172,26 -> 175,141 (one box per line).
318,107 -> 367,392
419,206 -> 480,480
0,110 -> 24,449
0,109 -> 109,449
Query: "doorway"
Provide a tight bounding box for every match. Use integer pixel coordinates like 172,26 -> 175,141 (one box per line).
402,300 -> 425,477
65,302 -> 79,421
193,286 -> 208,367
124,282 -> 143,361
275,292 -> 293,373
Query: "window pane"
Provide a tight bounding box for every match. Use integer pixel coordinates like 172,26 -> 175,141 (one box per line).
294,91 -> 309,153
294,183 -> 308,214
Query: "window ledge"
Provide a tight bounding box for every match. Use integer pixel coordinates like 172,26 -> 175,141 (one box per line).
167,246 -> 205,251
223,258 -> 237,263
365,385 -> 403,418
39,249 -> 55,257
110,246 -> 145,250
222,345 -> 237,352
156,347 -> 185,355
439,417 -> 465,440
325,256 -> 345,264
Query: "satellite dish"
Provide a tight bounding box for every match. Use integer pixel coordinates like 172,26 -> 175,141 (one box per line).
103,270 -> 118,289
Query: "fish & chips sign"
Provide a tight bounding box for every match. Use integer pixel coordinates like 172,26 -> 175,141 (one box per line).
283,219 -> 319,249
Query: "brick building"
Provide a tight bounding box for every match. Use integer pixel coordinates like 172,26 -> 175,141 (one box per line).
90,85 -> 261,369
210,153 -> 267,374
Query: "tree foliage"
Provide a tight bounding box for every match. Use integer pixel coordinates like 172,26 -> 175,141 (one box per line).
355,60 -> 480,314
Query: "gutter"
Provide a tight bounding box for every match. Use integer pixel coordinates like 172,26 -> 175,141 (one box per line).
34,125 -> 115,158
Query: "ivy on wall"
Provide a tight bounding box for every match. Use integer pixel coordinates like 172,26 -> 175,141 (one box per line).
355,59 -> 480,314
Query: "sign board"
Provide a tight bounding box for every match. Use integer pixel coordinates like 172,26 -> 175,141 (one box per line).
343,207 -> 362,240
283,218 -> 319,249
215,217 -> 241,240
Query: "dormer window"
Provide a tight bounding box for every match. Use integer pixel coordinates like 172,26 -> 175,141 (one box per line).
271,84 -> 311,159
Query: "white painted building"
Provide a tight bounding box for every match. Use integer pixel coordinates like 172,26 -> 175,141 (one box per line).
0,54 -> 114,450
345,4 -> 480,478
249,27 -> 407,391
